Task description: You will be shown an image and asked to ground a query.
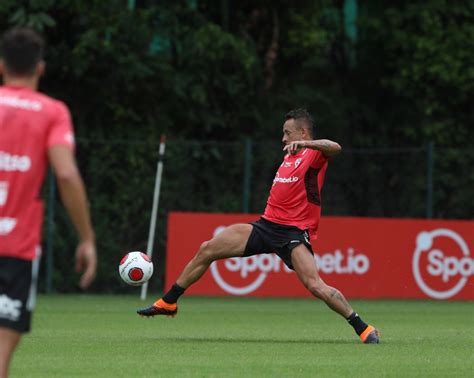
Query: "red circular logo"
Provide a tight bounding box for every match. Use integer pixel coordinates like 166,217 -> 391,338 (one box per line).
128,267 -> 144,281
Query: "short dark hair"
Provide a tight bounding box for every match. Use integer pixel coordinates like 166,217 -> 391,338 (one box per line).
285,108 -> 315,136
1,27 -> 44,76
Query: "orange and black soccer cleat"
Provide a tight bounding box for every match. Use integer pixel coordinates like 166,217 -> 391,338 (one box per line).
360,325 -> 380,344
137,298 -> 178,318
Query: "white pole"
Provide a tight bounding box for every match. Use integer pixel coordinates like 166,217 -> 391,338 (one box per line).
140,135 -> 166,300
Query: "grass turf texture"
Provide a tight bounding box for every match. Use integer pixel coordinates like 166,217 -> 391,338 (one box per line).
12,295 -> 473,377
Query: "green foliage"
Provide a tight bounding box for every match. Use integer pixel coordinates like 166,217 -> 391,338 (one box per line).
175,26 -> 260,138
360,1 -> 474,145
1,1 -> 472,293
2,1 -> 471,146
285,2 -> 340,61
1,0 -> 56,31
9,9 -> 55,31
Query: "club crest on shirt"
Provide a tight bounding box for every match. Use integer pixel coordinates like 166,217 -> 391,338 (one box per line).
295,158 -> 302,168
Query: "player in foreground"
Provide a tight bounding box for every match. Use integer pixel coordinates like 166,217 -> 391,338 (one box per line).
138,108 -> 379,344
0,28 -> 97,377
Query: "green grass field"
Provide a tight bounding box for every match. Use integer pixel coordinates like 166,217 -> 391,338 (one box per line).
11,295 -> 473,377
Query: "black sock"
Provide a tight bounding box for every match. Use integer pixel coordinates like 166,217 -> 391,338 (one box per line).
346,312 -> 369,336
162,283 -> 185,304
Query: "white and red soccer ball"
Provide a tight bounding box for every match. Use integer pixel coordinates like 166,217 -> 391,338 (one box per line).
119,251 -> 153,286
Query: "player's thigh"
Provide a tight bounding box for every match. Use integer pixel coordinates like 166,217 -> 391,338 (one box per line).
290,244 -> 322,285
206,223 -> 253,259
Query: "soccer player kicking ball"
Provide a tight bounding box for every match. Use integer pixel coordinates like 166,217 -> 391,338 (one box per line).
138,109 -> 379,344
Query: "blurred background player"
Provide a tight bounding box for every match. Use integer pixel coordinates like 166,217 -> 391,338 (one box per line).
138,108 -> 379,344
0,27 -> 97,377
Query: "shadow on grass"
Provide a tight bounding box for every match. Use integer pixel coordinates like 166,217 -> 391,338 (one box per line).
146,336 -> 356,345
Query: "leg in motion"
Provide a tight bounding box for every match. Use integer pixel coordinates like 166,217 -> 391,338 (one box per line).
291,245 -> 380,343
137,223 -> 253,317
0,328 -> 21,378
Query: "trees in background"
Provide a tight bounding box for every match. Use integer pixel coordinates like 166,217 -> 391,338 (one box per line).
1,0 -> 472,146
1,0 -> 472,223
1,1 -> 472,291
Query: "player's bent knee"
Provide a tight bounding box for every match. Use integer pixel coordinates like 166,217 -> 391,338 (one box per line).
195,241 -> 217,263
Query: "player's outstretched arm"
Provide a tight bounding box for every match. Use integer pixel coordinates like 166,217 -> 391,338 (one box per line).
48,145 -> 97,289
284,139 -> 342,157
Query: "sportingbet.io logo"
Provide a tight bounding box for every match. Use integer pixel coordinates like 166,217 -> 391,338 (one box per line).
413,229 -> 473,299
210,226 -> 370,295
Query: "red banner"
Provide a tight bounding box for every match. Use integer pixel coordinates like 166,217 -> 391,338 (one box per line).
165,212 -> 474,300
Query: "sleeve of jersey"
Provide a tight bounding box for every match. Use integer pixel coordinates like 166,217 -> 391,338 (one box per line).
309,149 -> 329,168
47,101 -> 75,150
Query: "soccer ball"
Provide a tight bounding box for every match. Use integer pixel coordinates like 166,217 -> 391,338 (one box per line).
119,251 -> 153,286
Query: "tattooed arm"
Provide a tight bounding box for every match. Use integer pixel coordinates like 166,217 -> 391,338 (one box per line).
283,139 -> 342,157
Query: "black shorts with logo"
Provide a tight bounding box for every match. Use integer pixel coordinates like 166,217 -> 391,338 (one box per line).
0,256 -> 37,333
244,217 -> 313,269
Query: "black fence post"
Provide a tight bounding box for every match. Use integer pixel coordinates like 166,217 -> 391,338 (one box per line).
242,139 -> 252,213
426,141 -> 435,219
46,168 -> 56,293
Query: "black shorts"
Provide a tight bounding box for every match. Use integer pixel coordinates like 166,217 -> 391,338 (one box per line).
0,256 -> 39,333
244,217 -> 313,269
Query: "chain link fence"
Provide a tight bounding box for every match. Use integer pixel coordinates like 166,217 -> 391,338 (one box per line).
40,140 -> 474,294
